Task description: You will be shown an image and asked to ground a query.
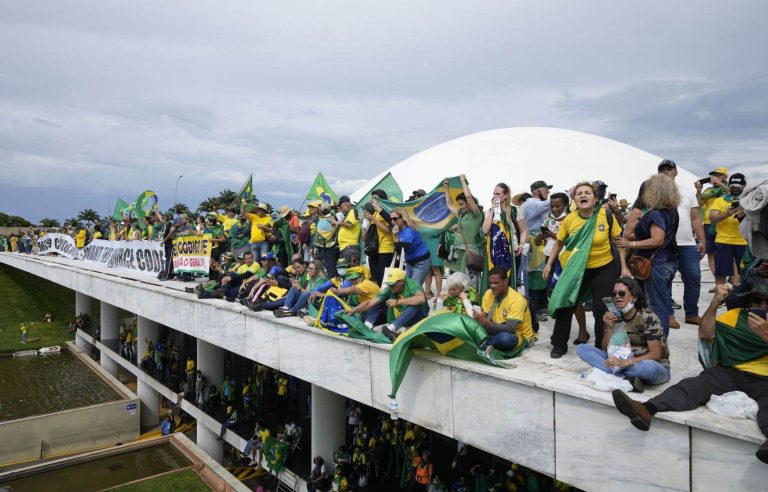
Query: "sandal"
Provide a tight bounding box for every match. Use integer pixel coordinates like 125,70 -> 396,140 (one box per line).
573,335 -> 590,345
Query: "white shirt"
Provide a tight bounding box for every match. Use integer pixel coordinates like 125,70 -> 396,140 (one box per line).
676,184 -> 698,246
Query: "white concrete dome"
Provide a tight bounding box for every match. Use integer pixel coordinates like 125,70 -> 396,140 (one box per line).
351,127 -> 698,207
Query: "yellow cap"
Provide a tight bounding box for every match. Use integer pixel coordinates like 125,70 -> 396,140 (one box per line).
384,268 -> 406,285
307,200 -> 323,209
709,166 -> 729,176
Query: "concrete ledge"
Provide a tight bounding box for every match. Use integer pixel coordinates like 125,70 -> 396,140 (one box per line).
4,253 -> 768,491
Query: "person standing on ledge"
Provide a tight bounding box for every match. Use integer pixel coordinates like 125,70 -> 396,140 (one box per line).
611,280 -> 768,464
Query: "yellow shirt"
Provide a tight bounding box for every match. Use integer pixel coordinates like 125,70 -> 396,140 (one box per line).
338,209 -> 361,251
481,288 -> 534,347
247,213 -> 272,243
218,214 -> 238,233
76,229 -> 86,248
237,262 -> 261,276
374,212 -> 395,254
258,428 -> 270,442
186,359 -> 195,373
277,377 -> 288,396
93,231 -> 103,240
356,279 -> 381,304
710,197 -> 747,245
557,208 -> 620,269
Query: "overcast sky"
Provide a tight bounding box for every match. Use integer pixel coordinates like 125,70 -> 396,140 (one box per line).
1,1 -> 767,223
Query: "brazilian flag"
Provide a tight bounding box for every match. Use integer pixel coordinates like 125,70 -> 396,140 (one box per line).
263,436 -> 289,472
356,172 -> 403,207
238,174 -> 254,203
305,172 -> 338,205
112,198 -> 130,220
700,308 -> 768,369
389,311 -> 527,398
308,291 -> 351,334
376,176 -> 464,236
547,209 -> 599,316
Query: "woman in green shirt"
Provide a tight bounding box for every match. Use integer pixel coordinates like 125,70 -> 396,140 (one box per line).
444,175 -> 484,290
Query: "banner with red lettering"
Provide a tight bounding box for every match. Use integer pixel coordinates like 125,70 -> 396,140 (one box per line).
172,234 -> 212,275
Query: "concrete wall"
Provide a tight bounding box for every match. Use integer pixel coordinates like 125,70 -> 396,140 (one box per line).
0,344 -> 139,466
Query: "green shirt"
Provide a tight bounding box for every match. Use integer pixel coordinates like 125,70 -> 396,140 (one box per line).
377,277 -> 428,321
229,222 -> 250,249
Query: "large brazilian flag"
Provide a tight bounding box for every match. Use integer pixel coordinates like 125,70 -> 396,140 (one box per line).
307,292 -> 391,344
305,172 -> 338,206
376,176 -> 464,236
263,436 -> 289,472
356,172 -> 403,208
388,311 -> 527,398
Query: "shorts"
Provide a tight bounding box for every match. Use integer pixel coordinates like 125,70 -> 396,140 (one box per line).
704,225 -> 717,255
713,243 -> 746,277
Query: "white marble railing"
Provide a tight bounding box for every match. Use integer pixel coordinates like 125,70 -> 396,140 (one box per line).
2,253 -> 767,492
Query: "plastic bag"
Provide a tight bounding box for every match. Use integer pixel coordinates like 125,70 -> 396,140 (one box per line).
706,391 -> 758,421
578,367 -> 633,392
606,322 -> 633,374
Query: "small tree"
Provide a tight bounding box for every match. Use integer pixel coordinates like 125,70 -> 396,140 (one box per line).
77,208 -> 100,227
39,218 -> 61,228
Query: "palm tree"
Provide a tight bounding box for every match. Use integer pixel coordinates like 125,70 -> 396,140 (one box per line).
169,203 -> 190,215
39,218 -> 61,228
197,197 -> 220,212
77,208 -> 100,227
63,217 -> 83,229
218,188 -> 239,208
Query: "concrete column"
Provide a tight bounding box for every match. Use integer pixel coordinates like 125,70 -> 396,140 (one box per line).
137,379 -> 160,428
75,292 -> 92,317
197,339 -> 224,396
136,316 -> 159,364
310,384 -> 347,469
99,302 -> 120,376
197,423 -> 224,463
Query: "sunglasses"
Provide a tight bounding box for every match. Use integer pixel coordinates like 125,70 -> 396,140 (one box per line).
611,290 -> 628,298
391,216 -> 402,220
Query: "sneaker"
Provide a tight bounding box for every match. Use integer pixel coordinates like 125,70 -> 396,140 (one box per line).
685,316 -> 701,325
669,315 -> 680,329
297,308 -> 309,318
274,309 -> 294,318
611,389 -> 652,431
537,311 -> 548,322
583,299 -> 592,311
671,300 -> 682,310
550,346 -> 566,359
626,376 -> 645,393
381,325 -> 398,343
184,287 -> 195,294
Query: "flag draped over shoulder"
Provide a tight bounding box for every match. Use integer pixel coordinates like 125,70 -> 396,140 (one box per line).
485,211 -> 516,291
263,436 -> 289,472
376,176 -> 463,236
305,172 -> 338,205
389,311 -> 524,398
112,198 -> 130,220
705,308 -> 768,368
547,210 -> 599,316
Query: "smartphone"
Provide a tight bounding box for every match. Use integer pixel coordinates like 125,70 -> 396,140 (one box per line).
750,308 -> 767,320
698,177 -> 712,185
540,225 -> 549,234
602,297 -> 623,319
730,201 -> 740,208
609,193 -> 617,201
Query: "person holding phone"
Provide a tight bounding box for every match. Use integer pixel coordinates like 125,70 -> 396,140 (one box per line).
611,280 -> 768,464
576,277 -> 671,392
695,166 -> 728,274
709,173 -> 748,287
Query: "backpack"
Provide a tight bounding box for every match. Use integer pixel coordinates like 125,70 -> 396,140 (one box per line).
363,222 -> 379,256
297,219 -> 313,245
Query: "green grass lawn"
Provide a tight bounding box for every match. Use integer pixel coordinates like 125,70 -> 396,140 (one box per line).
0,263 -> 82,353
111,469 -> 211,492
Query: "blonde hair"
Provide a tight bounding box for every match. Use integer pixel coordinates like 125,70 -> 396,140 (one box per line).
569,181 -> 596,199
642,175 -> 680,210
392,208 -> 418,230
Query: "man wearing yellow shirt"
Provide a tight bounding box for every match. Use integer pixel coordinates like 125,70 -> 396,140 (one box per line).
709,173 -> 748,285
75,226 -> 87,248
334,195 -> 361,255
242,202 -> 273,260
365,191 -> 395,285
475,267 -> 534,354
696,166 -> 728,274
333,267 -> 385,325
612,281 -> 768,464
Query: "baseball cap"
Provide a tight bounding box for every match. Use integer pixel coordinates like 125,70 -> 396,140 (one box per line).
254,202 -> 269,212
307,200 -> 323,209
336,258 -> 350,270
345,267 -> 364,280
594,180 -> 608,188
260,252 -> 276,261
736,278 -> 768,298
709,166 -> 729,176
411,189 -> 427,197
338,195 -> 352,205
384,268 -> 406,285
657,159 -> 676,171
530,180 -> 554,191
729,173 -> 746,187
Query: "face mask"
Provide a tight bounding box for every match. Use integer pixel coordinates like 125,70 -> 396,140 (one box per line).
620,301 -> 635,314
337,268 -> 347,277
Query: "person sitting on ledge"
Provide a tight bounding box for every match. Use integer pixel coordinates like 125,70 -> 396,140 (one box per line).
611,280 -> 768,464
576,276 -> 671,392
333,267 -> 384,325
474,267 -> 535,355
217,405 -> 239,441
347,268 -> 429,342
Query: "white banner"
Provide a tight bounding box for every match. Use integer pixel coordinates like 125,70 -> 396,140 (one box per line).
81,239 -> 165,276
36,233 -> 80,259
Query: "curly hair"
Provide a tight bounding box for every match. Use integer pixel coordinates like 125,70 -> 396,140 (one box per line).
569,181 -> 596,199
642,175 -> 680,210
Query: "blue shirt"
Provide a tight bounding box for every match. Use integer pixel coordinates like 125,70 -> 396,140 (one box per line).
522,197 -> 551,231
635,209 -> 678,263
396,226 -> 429,262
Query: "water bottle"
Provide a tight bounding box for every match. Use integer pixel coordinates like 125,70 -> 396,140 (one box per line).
389,399 -> 399,420
607,322 -> 633,374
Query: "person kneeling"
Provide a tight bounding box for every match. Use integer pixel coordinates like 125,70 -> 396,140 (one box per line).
576,276 -> 671,392
348,268 -> 429,342
611,280 -> 768,464
474,268 -> 535,355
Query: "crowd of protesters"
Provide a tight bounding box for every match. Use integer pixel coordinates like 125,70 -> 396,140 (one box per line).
9,160 -> 768,465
